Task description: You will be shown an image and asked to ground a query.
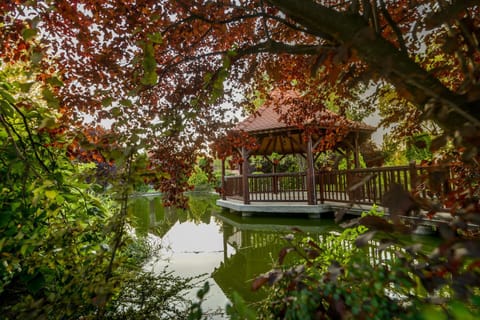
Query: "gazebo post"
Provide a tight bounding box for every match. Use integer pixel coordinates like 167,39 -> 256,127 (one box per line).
346,149 -> 352,170
241,147 -> 250,204
221,158 -> 226,200
354,132 -> 360,169
306,136 -> 316,205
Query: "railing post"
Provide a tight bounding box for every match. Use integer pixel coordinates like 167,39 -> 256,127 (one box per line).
409,161 -> 417,192
272,164 -> 278,194
241,147 -> 250,204
318,170 -> 325,204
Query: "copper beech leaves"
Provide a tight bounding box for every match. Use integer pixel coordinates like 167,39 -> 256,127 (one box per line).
2,0 -> 480,205
381,183 -> 418,217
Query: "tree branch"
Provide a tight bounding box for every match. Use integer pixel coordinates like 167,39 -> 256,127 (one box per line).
266,0 -> 480,135
425,0 -> 479,28
158,39 -> 332,80
379,0 -> 407,53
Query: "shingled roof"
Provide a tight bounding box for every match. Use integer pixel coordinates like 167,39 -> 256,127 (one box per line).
235,90 -> 375,134
233,89 -> 375,155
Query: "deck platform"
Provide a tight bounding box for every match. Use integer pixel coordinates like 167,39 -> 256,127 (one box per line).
217,198 -> 376,218
216,198 -> 472,235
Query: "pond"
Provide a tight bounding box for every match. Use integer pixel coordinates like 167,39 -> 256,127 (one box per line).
129,193 -> 441,319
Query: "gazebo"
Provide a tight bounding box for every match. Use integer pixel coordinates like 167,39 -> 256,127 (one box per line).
218,90 -> 376,206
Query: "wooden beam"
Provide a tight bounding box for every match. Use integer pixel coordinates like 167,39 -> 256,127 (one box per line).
299,132 -> 306,152
354,132 -> 360,169
288,134 -> 296,154
263,135 -> 274,155
312,136 -> 323,150
279,136 -> 286,154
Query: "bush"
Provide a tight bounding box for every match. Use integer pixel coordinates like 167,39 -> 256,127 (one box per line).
0,57 -> 197,319
245,206 -> 480,319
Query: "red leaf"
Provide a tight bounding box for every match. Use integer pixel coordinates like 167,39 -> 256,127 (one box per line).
251,275 -> 268,291
278,247 -> 294,265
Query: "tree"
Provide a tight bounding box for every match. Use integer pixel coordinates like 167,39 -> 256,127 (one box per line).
3,1 -> 479,197
1,1 -> 480,317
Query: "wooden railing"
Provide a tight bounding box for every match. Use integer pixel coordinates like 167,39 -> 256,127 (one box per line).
223,164 -> 453,206
224,173 -> 308,201
224,175 -> 243,198
249,172 -> 307,202
316,165 -> 414,204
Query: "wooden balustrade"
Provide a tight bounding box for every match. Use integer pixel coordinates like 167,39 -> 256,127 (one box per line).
224,176 -> 243,198
222,164 -> 453,206
316,165 -> 413,204
248,172 -> 307,202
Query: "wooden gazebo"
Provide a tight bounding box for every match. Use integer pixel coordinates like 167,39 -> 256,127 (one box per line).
219,90 -> 376,205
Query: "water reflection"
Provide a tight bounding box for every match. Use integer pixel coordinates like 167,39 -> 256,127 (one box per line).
128,194 -> 440,318
212,210 -> 341,303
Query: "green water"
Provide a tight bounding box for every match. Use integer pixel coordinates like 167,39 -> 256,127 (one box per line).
128,193 -> 441,318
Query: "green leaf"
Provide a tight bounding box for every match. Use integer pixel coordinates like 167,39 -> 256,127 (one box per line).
42,88 -> 60,108
102,97 -> 113,107
45,190 -> 58,200
142,46 -> 156,73
0,100 -> 14,117
147,32 -> 163,44
0,88 -> 15,104
31,51 -> 43,66
17,81 -> 35,93
26,272 -> 45,294
141,43 -> 158,85
226,291 -> 257,320
141,72 -> 158,86
47,76 -> 64,87
120,99 -> 132,107
421,305 -> 447,320
39,116 -> 57,129
448,300 -> 476,320
22,28 -> 38,40
0,211 -> 13,228
110,106 -> 121,117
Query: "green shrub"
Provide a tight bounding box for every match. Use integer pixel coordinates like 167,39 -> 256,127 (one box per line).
242,206 -> 480,319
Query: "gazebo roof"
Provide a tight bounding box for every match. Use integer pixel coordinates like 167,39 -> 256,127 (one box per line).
234,90 -> 375,155
236,103 -> 374,134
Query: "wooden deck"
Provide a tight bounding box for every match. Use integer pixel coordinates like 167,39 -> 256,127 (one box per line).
217,198 -> 376,217
216,198 -> 454,227
217,163 -> 470,232
221,163 -> 453,206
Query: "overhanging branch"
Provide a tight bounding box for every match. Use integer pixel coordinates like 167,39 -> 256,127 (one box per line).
266,0 -> 480,134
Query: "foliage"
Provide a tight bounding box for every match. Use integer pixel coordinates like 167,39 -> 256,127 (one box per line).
249,206 -> 480,319
0,56 -> 116,317
381,136 -> 410,166
2,0 -> 479,203
1,1 -> 480,319
405,133 -> 434,162
0,53 -> 196,319
188,160 -> 219,192
250,154 -> 302,174
187,282 -> 211,320
106,269 -> 196,320
106,237 -> 201,320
